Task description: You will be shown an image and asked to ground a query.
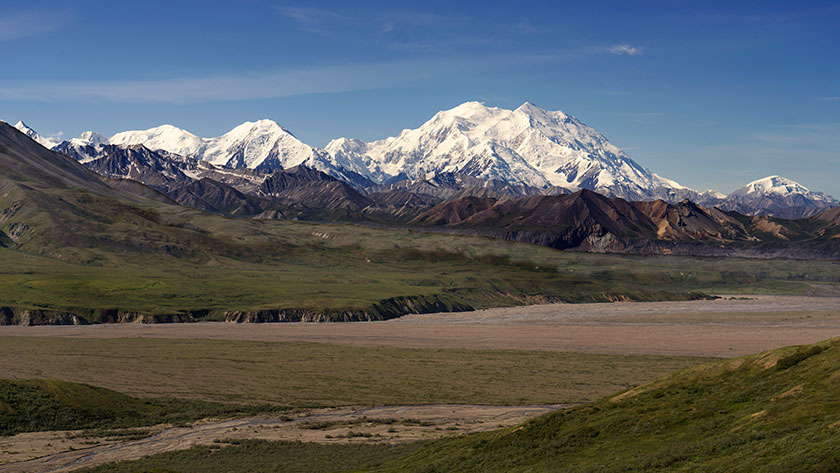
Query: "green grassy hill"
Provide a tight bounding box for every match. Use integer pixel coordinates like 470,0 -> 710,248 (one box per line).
0,379 -> 270,436
379,337 -> 840,472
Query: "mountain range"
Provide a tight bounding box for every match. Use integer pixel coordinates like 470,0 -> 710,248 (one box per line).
2,120 -> 839,260
12,101 -> 838,222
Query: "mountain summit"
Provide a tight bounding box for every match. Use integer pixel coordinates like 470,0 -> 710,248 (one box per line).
13,121 -> 60,149
326,101 -> 696,201
711,175 -> 838,218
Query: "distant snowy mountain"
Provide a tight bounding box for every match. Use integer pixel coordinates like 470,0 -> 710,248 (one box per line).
326,102 -> 698,201
110,124 -> 202,158
712,176 -> 838,219
13,121 -> 60,149
106,120 -> 366,183
70,131 -> 110,148
198,119 -> 324,170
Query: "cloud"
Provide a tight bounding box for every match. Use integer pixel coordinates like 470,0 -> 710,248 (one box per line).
748,123 -> 840,145
616,112 -> 668,124
608,44 -> 644,56
516,44 -> 645,64
275,6 -> 351,34
820,96 -> 840,102
511,20 -> 545,35
0,60 -> 458,104
0,11 -> 64,41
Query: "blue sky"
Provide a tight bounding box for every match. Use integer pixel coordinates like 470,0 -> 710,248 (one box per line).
1,0 -> 838,195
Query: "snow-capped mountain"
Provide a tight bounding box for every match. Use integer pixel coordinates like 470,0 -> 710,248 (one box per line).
106,120 -> 365,183
198,119 -> 323,170
70,131 -> 110,148
712,176 -> 838,219
13,121 -> 60,149
110,124 -> 202,158
326,101 -> 698,201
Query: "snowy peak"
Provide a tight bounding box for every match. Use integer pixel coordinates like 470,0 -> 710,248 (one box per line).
110,124 -> 202,158
71,131 -> 110,147
718,175 -> 837,219
329,100 -> 693,201
199,118 -> 323,170
437,101 -> 506,123
739,176 -> 823,199
223,119 -> 292,139
13,121 -> 60,149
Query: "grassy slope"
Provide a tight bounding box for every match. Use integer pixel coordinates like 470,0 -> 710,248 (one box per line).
76,440 -> 427,473
0,379 -> 275,436
1,224 -> 838,318
378,337 -> 840,472
0,338 -> 710,407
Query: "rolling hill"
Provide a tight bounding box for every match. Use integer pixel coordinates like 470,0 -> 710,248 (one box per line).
379,337 -> 840,472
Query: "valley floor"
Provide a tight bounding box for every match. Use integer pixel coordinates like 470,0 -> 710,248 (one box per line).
2,295 -> 838,471
3,295 -> 838,357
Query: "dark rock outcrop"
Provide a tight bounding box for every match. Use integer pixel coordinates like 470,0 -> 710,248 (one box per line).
224,295 -> 474,323
0,307 -> 88,326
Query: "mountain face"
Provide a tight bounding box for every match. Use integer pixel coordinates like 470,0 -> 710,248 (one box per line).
705,176 -> 839,219
0,121 -> 167,254
411,190 -> 839,257
13,121 -> 60,149
373,171 -> 565,201
107,120 -> 360,182
326,102 -> 698,202
110,124 -> 202,158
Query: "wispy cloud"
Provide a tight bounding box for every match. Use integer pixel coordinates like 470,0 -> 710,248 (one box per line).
518,43 -> 646,64
608,44 -> 644,56
749,123 -> 840,145
0,39 -> 652,105
0,11 -> 65,41
276,6 -> 463,42
0,60 -> 459,104
275,6 -> 351,34
511,20 -> 544,35
616,112 -> 668,124
820,96 -> 840,102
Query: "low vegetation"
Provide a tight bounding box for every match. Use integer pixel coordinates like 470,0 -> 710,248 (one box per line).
2,231 -> 837,321
75,439 -> 427,473
74,337 -> 840,472
0,337 -> 711,408
0,379 -> 278,436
